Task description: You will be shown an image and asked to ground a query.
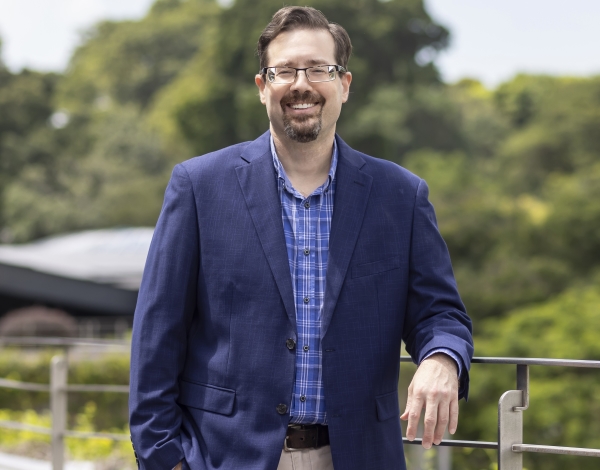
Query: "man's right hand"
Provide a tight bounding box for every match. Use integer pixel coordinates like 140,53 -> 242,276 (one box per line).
400,353 -> 459,449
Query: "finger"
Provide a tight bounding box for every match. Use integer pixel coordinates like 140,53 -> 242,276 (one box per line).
433,399 -> 449,445
400,383 -> 414,421
400,395 -> 412,421
421,399 -> 438,449
405,396 -> 424,441
449,397 -> 459,435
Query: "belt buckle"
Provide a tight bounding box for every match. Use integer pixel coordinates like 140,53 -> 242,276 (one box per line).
285,425 -> 321,451
284,436 -> 299,452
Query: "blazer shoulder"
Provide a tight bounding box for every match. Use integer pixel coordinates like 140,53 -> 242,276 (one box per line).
354,150 -> 423,196
178,141 -> 252,178
337,135 -> 422,190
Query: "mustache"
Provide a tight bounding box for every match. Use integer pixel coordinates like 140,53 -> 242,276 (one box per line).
281,90 -> 324,106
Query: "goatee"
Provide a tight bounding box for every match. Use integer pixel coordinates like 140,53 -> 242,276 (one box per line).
281,91 -> 325,143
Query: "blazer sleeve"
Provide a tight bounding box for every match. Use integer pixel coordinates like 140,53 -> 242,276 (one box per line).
402,178 -> 474,399
129,164 -> 199,470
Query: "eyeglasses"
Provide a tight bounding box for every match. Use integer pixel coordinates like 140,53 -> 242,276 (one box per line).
260,65 -> 347,84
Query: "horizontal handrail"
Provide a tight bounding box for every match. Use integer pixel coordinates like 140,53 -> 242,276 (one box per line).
0,378 -> 129,393
513,444 -> 600,457
400,356 -> 600,368
403,438 -> 498,450
0,419 -> 51,434
0,377 -> 50,392
65,384 -> 129,393
0,336 -> 130,348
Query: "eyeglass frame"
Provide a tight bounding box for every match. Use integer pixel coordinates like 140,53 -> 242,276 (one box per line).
260,65 -> 348,84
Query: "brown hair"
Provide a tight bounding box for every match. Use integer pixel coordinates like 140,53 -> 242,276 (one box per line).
257,6 -> 352,71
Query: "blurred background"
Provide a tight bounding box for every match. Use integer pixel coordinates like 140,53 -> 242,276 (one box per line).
0,0 -> 599,469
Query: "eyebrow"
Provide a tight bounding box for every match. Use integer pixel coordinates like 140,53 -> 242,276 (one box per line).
271,59 -> 331,67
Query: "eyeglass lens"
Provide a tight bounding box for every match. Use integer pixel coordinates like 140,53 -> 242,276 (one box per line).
267,66 -> 337,83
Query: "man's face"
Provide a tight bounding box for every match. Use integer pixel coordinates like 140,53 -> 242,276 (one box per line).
255,28 -> 352,143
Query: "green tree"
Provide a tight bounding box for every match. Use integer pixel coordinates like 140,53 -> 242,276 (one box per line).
57,0 -> 221,112
454,283 -> 600,470
2,107 -> 169,242
0,68 -> 62,239
148,0 -> 453,158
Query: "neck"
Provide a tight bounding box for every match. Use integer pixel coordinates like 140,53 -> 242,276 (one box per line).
270,126 -> 335,197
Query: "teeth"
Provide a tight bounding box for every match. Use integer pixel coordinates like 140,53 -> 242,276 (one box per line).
291,103 -> 316,109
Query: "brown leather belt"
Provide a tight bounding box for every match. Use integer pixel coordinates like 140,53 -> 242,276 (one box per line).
285,424 -> 330,450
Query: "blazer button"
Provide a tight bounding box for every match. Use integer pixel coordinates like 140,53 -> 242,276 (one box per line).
277,403 -> 288,415
286,338 -> 296,350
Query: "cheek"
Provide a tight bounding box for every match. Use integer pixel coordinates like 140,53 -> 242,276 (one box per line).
269,94 -> 288,114
264,90 -> 280,107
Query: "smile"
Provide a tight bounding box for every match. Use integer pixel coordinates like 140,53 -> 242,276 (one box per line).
289,103 -> 318,109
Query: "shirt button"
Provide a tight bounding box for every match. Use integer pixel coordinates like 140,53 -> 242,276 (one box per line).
286,338 -> 296,350
304,201 -> 310,208
276,403 -> 288,415
303,249 -> 310,256
303,345 -> 309,352
303,297 -> 309,304
300,395 -> 306,402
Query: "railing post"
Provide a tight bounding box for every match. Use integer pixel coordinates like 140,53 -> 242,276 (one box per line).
438,431 -> 452,470
498,390 -> 523,469
514,365 -> 529,411
51,356 -> 67,470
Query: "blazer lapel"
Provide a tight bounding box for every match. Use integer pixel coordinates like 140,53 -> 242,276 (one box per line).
322,136 -> 373,337
235,131 -> 297,329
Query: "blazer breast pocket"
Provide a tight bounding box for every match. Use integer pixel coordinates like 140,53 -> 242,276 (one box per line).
177,379 -> 236,416
351,255 -> 402,279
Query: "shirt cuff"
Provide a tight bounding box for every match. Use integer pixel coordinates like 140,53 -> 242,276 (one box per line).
421,348 -> 462,378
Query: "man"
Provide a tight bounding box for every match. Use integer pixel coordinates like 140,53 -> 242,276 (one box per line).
129,6 -> 473,470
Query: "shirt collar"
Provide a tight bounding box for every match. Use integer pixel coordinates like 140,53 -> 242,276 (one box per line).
270,135 -> 338,196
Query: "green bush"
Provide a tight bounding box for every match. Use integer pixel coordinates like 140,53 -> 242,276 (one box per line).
0,347 -> 133,466
0,347 -> 130,430
0,405 -> 135,467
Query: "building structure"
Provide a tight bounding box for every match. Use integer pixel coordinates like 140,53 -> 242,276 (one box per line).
0,227 -> 153,337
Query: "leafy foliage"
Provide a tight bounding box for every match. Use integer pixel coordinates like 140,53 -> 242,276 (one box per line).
0,348 -> 129,430
0,1 -> 599,468
0,348 -> 133,467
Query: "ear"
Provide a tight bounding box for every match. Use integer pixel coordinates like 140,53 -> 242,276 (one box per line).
341,71 -> 352,103
255,74 -> 267,105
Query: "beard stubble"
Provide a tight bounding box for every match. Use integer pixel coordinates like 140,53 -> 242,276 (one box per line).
281,90 -> 325,143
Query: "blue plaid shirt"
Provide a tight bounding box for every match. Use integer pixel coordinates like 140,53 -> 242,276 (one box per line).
271,136 -> 336,424
271,137 -> 462,425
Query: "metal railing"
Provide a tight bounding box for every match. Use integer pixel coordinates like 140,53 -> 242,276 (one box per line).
400,356 -> 600,469
1,338 -> 599,469
0,337 -> 130,470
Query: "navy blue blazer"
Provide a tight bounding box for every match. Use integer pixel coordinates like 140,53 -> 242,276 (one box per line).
129,131 -> 473,470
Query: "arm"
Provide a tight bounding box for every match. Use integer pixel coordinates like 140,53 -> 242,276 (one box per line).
129,164 -> 199,470
401,179 -> 474,448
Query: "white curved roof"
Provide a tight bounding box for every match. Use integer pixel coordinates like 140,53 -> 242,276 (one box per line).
0,227 -> 154,290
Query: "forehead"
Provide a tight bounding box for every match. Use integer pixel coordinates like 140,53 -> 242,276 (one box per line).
266,28 -> 336,67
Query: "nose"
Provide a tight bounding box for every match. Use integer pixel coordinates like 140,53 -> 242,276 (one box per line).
290,69 -> 313,92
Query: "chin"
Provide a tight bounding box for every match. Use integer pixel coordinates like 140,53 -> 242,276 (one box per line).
284,123 -> 321,143
282,115 -> 322,143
